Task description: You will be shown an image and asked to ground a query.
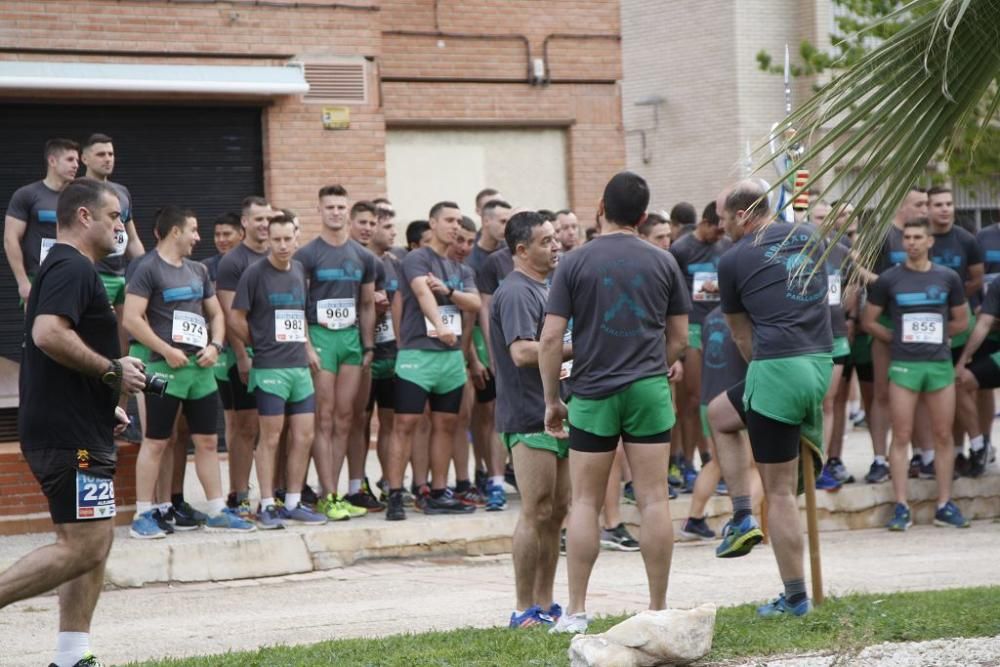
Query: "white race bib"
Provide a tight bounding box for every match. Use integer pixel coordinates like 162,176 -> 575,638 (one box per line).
275,309 -> 306,342
40,238 -> 56,264
425,304 -> 461,338
108,229 -> 128,258
317,298 -> 356,330
692,271 -> 720,302
560,328 -> 573,380
827,272 -> 842,306
171,310 -> 208,348
375,312 -> 395,344
901,312 -> 943,345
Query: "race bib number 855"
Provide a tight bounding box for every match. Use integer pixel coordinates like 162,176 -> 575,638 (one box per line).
76,471 -> 116,520
901,312 -> 943,344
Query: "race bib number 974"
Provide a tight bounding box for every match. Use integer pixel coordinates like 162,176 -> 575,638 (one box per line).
172,310 -> 208,348
901,312 -> 943,345
76,471 -> 116,520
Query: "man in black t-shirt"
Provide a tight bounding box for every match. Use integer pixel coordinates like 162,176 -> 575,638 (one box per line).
0,179 -> 145,667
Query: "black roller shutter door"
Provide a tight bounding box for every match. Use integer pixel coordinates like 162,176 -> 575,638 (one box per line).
0,102 -> 264,362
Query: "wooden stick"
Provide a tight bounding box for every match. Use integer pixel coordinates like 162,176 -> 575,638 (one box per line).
800,442 -> 824,605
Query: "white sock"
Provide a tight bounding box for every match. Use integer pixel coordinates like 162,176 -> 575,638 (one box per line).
55,631 -> 89,667
874,455 -> 886,466
135,501 -> 153,516
491,475 -> 505,487
348,479 -> 362,495
206,498 -> 226,515
848,400 -> 860,413
261,497 -> 275,510
970,435 -> 985,452
158,502 -> 172,515
286,492 -> 302,508
923,449 -> 935,465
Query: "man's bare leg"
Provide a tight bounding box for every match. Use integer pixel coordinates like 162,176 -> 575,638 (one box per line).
623,441 -> 673,611
565,449 -> 615,616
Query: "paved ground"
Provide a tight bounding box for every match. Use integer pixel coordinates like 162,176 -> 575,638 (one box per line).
1,522 -> 998,666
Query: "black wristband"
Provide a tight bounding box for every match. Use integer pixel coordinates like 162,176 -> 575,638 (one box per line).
447,286 -> 455,298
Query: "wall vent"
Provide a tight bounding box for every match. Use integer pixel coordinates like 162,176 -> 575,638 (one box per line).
302,62 -> 367,103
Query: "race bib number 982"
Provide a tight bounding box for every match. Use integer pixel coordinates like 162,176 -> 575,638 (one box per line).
275,309 -> 306,342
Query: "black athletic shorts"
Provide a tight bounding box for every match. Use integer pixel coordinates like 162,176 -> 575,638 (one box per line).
23,447 -> 117,524
951,345 -> 965,366
394,377 -> 463,414
832,353 -> 850,366
225,363 -> 257,411
968,354 -> 1000,389
475,373 -> 497,404
145,392 -> 218,440
255,389 -> 316,417
368,376 -> 396,412
217,378 -> 233,411
725,381 -> 748,426
569,427 -> 671,454
746,409 -> 801,464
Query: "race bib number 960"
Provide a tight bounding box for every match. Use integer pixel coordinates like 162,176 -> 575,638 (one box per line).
901,312 -> 943,345
76,471 -> 116,520
317,298 -> 356,330
827,273 -> 842,306
275,309 -> 306,342
425,304 -> 462,338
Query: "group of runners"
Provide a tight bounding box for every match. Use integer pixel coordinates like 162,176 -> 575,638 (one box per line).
1,135 -> 996,667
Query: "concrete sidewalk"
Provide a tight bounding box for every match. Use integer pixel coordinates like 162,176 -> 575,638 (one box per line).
2,523 -> 998,666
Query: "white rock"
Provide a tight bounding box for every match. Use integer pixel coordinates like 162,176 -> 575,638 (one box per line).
568,604 -> 717,667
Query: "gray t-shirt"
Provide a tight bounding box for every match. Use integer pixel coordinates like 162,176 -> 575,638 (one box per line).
866,263 -> 965,362
668,233 -> 732,325
232,259 -> 309,369
546,233 -> 690,398
126,252 -> 215,361
216,242 -> 269,292
875,226 -> 906,275
6,180 -> 60,275
825,239 -> 851,339
397,247 -> 474,351
718,222 -> 833,360
490,270 -> 549,434
467,241 -> 505,278
931,225 -> 982,284
95,181 -> 134,276
294,237 -> 377,327
700,306 -> 748,405
979,273 -> 1000,317
476,249 -> 515,295
375,253 -> 401,360
977,224 -> 1000,277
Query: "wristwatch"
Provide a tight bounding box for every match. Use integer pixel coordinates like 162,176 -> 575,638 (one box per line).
101,359 -> 122,387
446,286 -> 455,298
209,341 -> 225,354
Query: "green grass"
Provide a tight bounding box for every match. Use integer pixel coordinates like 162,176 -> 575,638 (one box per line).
133,587 -> 1000,666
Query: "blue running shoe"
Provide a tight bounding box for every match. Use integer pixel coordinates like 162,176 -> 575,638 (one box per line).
680,517 -> 716,541
623,481 -> 636,505
934,500 -> 971,528
280,502 -> 328,526
757,593 -> 811,618
715,515 -> 763,558
682,463 -> 698,494
485,482 -> 507,511
816,467 -> 842,492
206,507 -> 257,532
887,503 -> 912,531
129,510 -> 167,540
669,484 -> 678,500
509,605 -> 547,629
257,504 -> 285,530
546,602 -> 562,622
715,480 -> 729,496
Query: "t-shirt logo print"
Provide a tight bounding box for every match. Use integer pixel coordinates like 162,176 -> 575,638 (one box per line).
600,263 -> 646,337
782,253 -> 826,303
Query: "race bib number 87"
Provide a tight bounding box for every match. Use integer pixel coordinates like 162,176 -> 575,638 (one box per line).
901,312 -> 943,345
76,471 -> 116,520
425,304 -> 462,338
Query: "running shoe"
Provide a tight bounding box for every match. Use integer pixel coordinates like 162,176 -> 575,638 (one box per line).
129,510 -> 167,540
475,469 -> 488,495
454,485 -> 486,507
412,484 -> 431,513
886,503 -> 912,531
908,454 -> 922,479
301,483 -> 319,507
386,490 -> 406,521
152,508 -> 175,535
317,493 -> 352,521
757,593 -> 811,618
681,463 -> 698,494
680,517 -> 716,541
509,605 -> 548,629
623,481 -> 637,504
48,653 -> 106,667
849,408 -> 866,428
918,460 -> 937,480
865,460 -> 890,484
424,493 -> 476,514
715,480 -> 729,496
546,602 -> 563,622
934,500 -> 971,528
256,504 -> 285,530
955,453 -> 970,477
827,458 -> 855,484
505,463 -> 518,490
170,501 -> 206,531
338,495 -> 367,518
206,507 -> 257,532
226,491 -> 239,509
715,514 -> 763,558
377,478 -> 390,502
549,612 -> 589,634
969,444 -> 990,478
668,461 -> 683,488
560,528 -> 567,555
669,484 -> 678,500
485,482 -> 507,511
344,490 -> 385,513
235,498 -> 255,521
600,523 -> 640,551
280,502 -> 328,525
815,467 -> 842,492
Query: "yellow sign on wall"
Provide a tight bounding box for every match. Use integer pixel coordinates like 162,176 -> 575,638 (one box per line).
322,107 -> 350,130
